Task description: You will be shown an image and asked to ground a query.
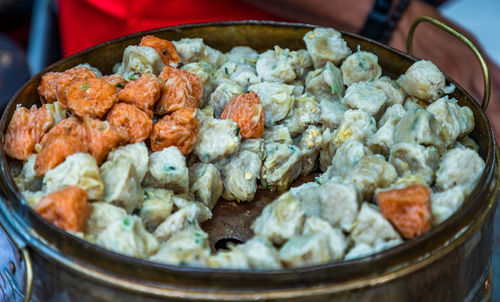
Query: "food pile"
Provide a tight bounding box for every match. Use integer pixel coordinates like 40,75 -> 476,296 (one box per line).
5,28 -> 485,269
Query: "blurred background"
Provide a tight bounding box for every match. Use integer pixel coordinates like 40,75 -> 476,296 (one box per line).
0,0 -> 498,300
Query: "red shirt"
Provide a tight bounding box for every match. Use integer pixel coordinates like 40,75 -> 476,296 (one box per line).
58,0 -> 282,56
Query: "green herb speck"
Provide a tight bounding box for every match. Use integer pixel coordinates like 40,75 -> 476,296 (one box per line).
163,165 -> 176,173
144,191 -> 151,200
122,217 -> 131,227
235,126 -> 240,137
116,83 -> 125,89
81,84 -> 90,91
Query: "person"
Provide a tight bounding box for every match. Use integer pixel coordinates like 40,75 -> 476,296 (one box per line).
58,0 -> 500,138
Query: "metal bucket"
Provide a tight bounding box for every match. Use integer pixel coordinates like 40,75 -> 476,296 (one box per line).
0,18 -> 497,302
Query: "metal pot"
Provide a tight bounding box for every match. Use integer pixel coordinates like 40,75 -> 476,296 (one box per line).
0,18 -> 497,302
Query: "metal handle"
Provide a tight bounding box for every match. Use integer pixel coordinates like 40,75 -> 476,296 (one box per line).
0,219 -> 33,302
407,16 -> 491,111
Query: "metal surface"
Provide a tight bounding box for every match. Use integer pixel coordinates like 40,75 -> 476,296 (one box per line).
407,15 -> 491,111
0,212 -> 32,302
0,20 -> 497,301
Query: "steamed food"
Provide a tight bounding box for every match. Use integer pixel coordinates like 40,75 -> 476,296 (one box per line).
5,27 -> 485,270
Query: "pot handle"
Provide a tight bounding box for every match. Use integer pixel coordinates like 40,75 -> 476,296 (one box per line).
0,218 -> 33,302
407,15 -> 491,111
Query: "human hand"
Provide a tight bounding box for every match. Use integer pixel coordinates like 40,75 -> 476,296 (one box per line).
389,0 -> 500,141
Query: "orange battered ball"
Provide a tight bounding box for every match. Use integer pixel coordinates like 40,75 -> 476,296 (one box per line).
35,186 -> 90,233
56,66 -> 97,106
39,117 -> 87,146
34,133 -> 88,177
102,74 -> 127,92
377,184 -> 432,239
4,105 -> 54,161
106,103 -> 153,143
83,116 -> 129,165
155,66 -> 201,115
38,72 -> 61,103
149,108 -> 198,154
117,73 -> 161,116
66,78 -> 117,119
220,91 -> 264,139
139,35 -> 182,67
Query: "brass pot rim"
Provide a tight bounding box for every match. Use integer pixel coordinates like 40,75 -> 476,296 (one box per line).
0,21 -> 497,294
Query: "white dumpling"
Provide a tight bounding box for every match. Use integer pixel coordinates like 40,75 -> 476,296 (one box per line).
318,128 -> 336,172
435,147 -> 485,194
249,82 -> 295,127
289,49 -> 313,79
279,234 -> 331,267
333,109 -> 376,147
107,142 -> 149,182
143,147 -> 189,193
303,216 -> 347,261
342,81 -> 387,117
140,188 -> 175,231
303,27 -> 352,68
431,186 -> 467,225
341,50 -> 382,86
318,180 -> 359,232
242,236 -> 281,269
426,96 -> 474,147
229,63 -> 260,91
21,190 -> 45,208
15,154 -> 41,192
373,76 -> 406,105
240,138 -> 265,159
225,46 -> 259,65
95,215 -> 159,258
332,139 -> 370,178
43,153 -> 103,200
299,125 -> 323,175
289,182 -> 321,217
401,60 -> 445,101
260,142 -> 302,192
194,117 -> 241,162
252,192 -> 305,245
189,163 -> 223,209
173,38 -> 226,68
393,108 -> 442,148
281,94 -> 320,137
153,202 -> 212,242
100,156 -> 143,213
263,125 -> 293,145
256,46 -> 296,83
367,116 -> 401,155
85,202 -> 127,241
345,203 -> 402,260
345,154 -> 397,200
150,228 -> 211,267
319,99 -> 347,130
208,245 -> 250,269
378,103 -> 406,127
119,45 -> 164,79
389,143 -> 440,185
305,62 -> 344,101
221,150 -> 262,202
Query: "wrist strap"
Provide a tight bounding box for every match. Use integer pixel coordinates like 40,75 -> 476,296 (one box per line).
379,0 -> 412,44
360,0 -> 393,42
360,0 -> 412,44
